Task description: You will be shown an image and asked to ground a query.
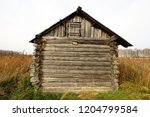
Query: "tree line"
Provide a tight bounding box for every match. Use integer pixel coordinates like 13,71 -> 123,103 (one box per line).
0,49 -> 150,58
0,50 -> 29,56
119,48 -> 150,58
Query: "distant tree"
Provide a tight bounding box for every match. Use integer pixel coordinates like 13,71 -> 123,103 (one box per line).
119,48 -> 150,58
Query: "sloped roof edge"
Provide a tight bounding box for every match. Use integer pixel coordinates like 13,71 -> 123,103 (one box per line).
30,6 -> 132,47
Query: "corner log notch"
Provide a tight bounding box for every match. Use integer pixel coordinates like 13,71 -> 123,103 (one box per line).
30,39 -> 45,88
109,35 -> 119,91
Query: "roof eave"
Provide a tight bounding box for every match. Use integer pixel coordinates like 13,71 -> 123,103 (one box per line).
117,37 -> 133,47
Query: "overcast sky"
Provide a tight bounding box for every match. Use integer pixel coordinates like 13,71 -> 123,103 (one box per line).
0,0 -> 150,54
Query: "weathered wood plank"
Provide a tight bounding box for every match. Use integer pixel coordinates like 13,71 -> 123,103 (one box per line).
41,54 -> 111,58
42,86 -> 113,92
43,46 -> 110,52
86,20 -> 91,37
42,60 -> 112,66
42,72 -> 111,78
33,60 -> 112,68
69,23 -> 81,28
42,36 -> 110,41
42,71 -> 111,78
98,29 -> 102,37
42,77 -> 111,82
43,56 -> 112,62
43,38 -> 110,44
42,83 -> 74,87
42,68 -> 111,74
42,51 -> 111,56
91,27 -> 94,37
42,87 -> 82,92
41,82 -> 112,87
45,44 -> 110,48
81,18 -> 85,37
41,51 -> 111,56
45,54 -> 110,58
42,65 -> 111,70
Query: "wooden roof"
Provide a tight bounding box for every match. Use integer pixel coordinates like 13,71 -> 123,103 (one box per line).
30,7 -> 132,47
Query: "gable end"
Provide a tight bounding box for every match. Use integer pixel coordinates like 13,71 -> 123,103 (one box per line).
30,7 -> 132,48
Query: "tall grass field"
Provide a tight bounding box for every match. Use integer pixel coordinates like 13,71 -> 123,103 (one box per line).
0,53 -> 150,100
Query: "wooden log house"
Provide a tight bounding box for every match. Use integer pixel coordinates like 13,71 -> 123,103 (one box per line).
30,7 -> 132,92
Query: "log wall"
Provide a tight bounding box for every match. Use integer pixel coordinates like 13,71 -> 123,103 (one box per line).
31,37 -> 119,92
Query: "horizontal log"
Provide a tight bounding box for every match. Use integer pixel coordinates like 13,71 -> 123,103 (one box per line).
42,77 -> 111,82
42,70 -> 111,75
41,87 -> 75,93
42,60 -> 112,66
42,86 -> 113,93
42,65 -> 111,71
43,54 -> 111,58
33,51 -> 112,55
39,52 -> 111,58
45,44 -> 110,49
36,61 -> 118,67
42,36 -> 110,40
42,69 -> 111,74
41,82 -> 112,87
42,72 -> 111,78
43,47 -> 110,52
42,73 -> 111,78
43,56 -> 112,62
41,51 -> 111,56
76,82 -> 112,87
43,38 -> 110,45
42,83 -> 74,87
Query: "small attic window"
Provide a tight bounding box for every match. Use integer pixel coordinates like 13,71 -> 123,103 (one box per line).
68,22 -> 81,37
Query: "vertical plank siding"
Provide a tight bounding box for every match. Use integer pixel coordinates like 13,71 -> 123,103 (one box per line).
45,15 -> 110,39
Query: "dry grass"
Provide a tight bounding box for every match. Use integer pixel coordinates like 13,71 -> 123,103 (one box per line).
0,54 -> 31,81
0,53 -> 32,99
0,53 -> 150,99
1,53 -> 149,88
118,58 -> 150,87
0,54 -> 31,73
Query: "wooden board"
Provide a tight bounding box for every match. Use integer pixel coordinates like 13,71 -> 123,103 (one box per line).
42,73 -> 111,78
45,44 -> 110,48
43,56 -> 111,62
42,86 -> 113,93
42,60 -> 112,66
41,51 -> 111,56
45,39 -> 109,45
41,82 -> 112,87
42,69 -> 111,74
42,77 -> 111,82
42,65 -> 111,70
